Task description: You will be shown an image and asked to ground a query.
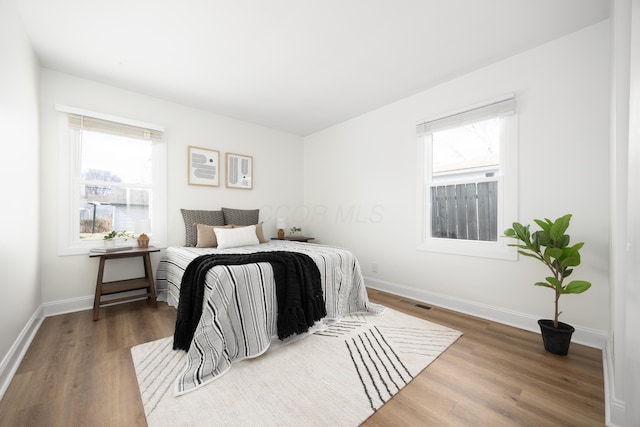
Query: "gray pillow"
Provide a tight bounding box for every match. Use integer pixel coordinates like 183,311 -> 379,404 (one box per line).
180,209 -> 225,246
222,207 -> 259,226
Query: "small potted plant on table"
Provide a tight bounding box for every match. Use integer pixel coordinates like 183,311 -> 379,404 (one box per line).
103,230 -> 134,248
103,230 -> 118,247
504,214 -> 591,355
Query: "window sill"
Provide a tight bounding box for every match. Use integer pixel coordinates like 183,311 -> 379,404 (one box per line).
417,237 -> 517,260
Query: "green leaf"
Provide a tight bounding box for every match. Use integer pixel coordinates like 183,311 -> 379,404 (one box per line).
544,276 -> 564,293
560,254 -> 581,268
564,280 -> 592,294
543,247 -> 562,264
512,223 -> 530,243
536,230 -> 552,247
559,247 -> 581,267
534,219 -> 552,234
557,234 -> 570,248
531,231 -> 540,252
534,281 -> 553,289
518,250 -> 542,260
550,214 -> 572,241
546,276 -> 561,287
572,242 -> 585,251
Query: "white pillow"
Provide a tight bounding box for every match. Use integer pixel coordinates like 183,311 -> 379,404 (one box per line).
215,225 -> 260,249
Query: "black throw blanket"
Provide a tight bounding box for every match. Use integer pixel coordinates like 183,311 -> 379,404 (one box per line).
173,251 -> 326,351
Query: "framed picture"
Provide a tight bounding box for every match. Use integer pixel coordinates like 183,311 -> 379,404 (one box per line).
226,152 -> 253,190
188,146 -> 220,187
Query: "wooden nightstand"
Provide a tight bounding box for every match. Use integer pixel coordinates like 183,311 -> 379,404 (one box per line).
89,246 -> 160,320
271,236 -> 315,243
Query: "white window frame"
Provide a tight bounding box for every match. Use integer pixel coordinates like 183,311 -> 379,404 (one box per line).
416,95 -> 518,260
56,105 -> 167,255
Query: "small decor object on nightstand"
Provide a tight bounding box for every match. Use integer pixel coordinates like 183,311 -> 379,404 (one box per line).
136,219 -> 151,248
276,218 -> 286,240
289,226 -> 302,236
103,230 -> 117,247
103,230 -> 134,248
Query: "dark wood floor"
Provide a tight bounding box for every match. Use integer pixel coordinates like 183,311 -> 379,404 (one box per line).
0,289 -> 605,426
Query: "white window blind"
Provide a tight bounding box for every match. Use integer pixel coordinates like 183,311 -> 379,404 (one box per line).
417,97 -> 516,137
67,114 -> 163,143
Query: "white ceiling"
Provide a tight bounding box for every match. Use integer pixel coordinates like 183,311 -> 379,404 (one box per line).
16,0 -> 609,136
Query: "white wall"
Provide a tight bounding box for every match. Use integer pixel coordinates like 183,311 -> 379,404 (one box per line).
39,70 -> 303,305
623,1 -> 640,425
0,0 -> 41,386
304,22 -> 610,335
610,0 -> 631,422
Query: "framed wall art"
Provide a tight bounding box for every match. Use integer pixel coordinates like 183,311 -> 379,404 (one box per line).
226,152 -> 253,190
188,146 -> 220,187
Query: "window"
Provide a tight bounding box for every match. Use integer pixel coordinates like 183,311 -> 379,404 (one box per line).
416,96 -> 517,259
57,106 -> 167,255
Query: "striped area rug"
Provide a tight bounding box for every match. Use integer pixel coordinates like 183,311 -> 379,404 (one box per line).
131,308 -> 462,427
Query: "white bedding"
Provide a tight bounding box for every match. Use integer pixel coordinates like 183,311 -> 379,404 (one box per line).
155,240 -> 384,394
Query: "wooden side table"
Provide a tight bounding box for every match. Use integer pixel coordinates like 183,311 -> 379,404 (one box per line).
90,246 -> 160,320
271,236 -> 315,243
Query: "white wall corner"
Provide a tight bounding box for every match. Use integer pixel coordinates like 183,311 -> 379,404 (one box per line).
0,305 -> 44,401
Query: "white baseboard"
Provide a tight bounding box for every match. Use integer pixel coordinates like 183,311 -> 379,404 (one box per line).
42,291 -> 152,318
42,295 -> 94,317
0,305 -> 44,401
607,398 -> 626,427
363,276 -> 608,349
603,343 -> 626,427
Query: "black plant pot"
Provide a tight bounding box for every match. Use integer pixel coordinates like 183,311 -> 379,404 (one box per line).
537,319 -> 575,356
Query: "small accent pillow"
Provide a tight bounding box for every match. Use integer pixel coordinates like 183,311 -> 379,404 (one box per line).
232,222 -> 268,243
215,225 -> 260,249
181,209 -> 224,246
222,207 -> 259,226
195,224 -> 233,248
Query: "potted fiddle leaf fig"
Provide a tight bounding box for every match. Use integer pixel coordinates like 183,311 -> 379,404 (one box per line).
504,214 -> 591,355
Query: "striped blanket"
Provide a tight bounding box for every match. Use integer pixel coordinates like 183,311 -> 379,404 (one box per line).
173,251 -> 326,350
155,241 -> 384,395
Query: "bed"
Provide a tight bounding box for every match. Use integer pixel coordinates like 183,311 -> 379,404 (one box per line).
155,238 -> 385,395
